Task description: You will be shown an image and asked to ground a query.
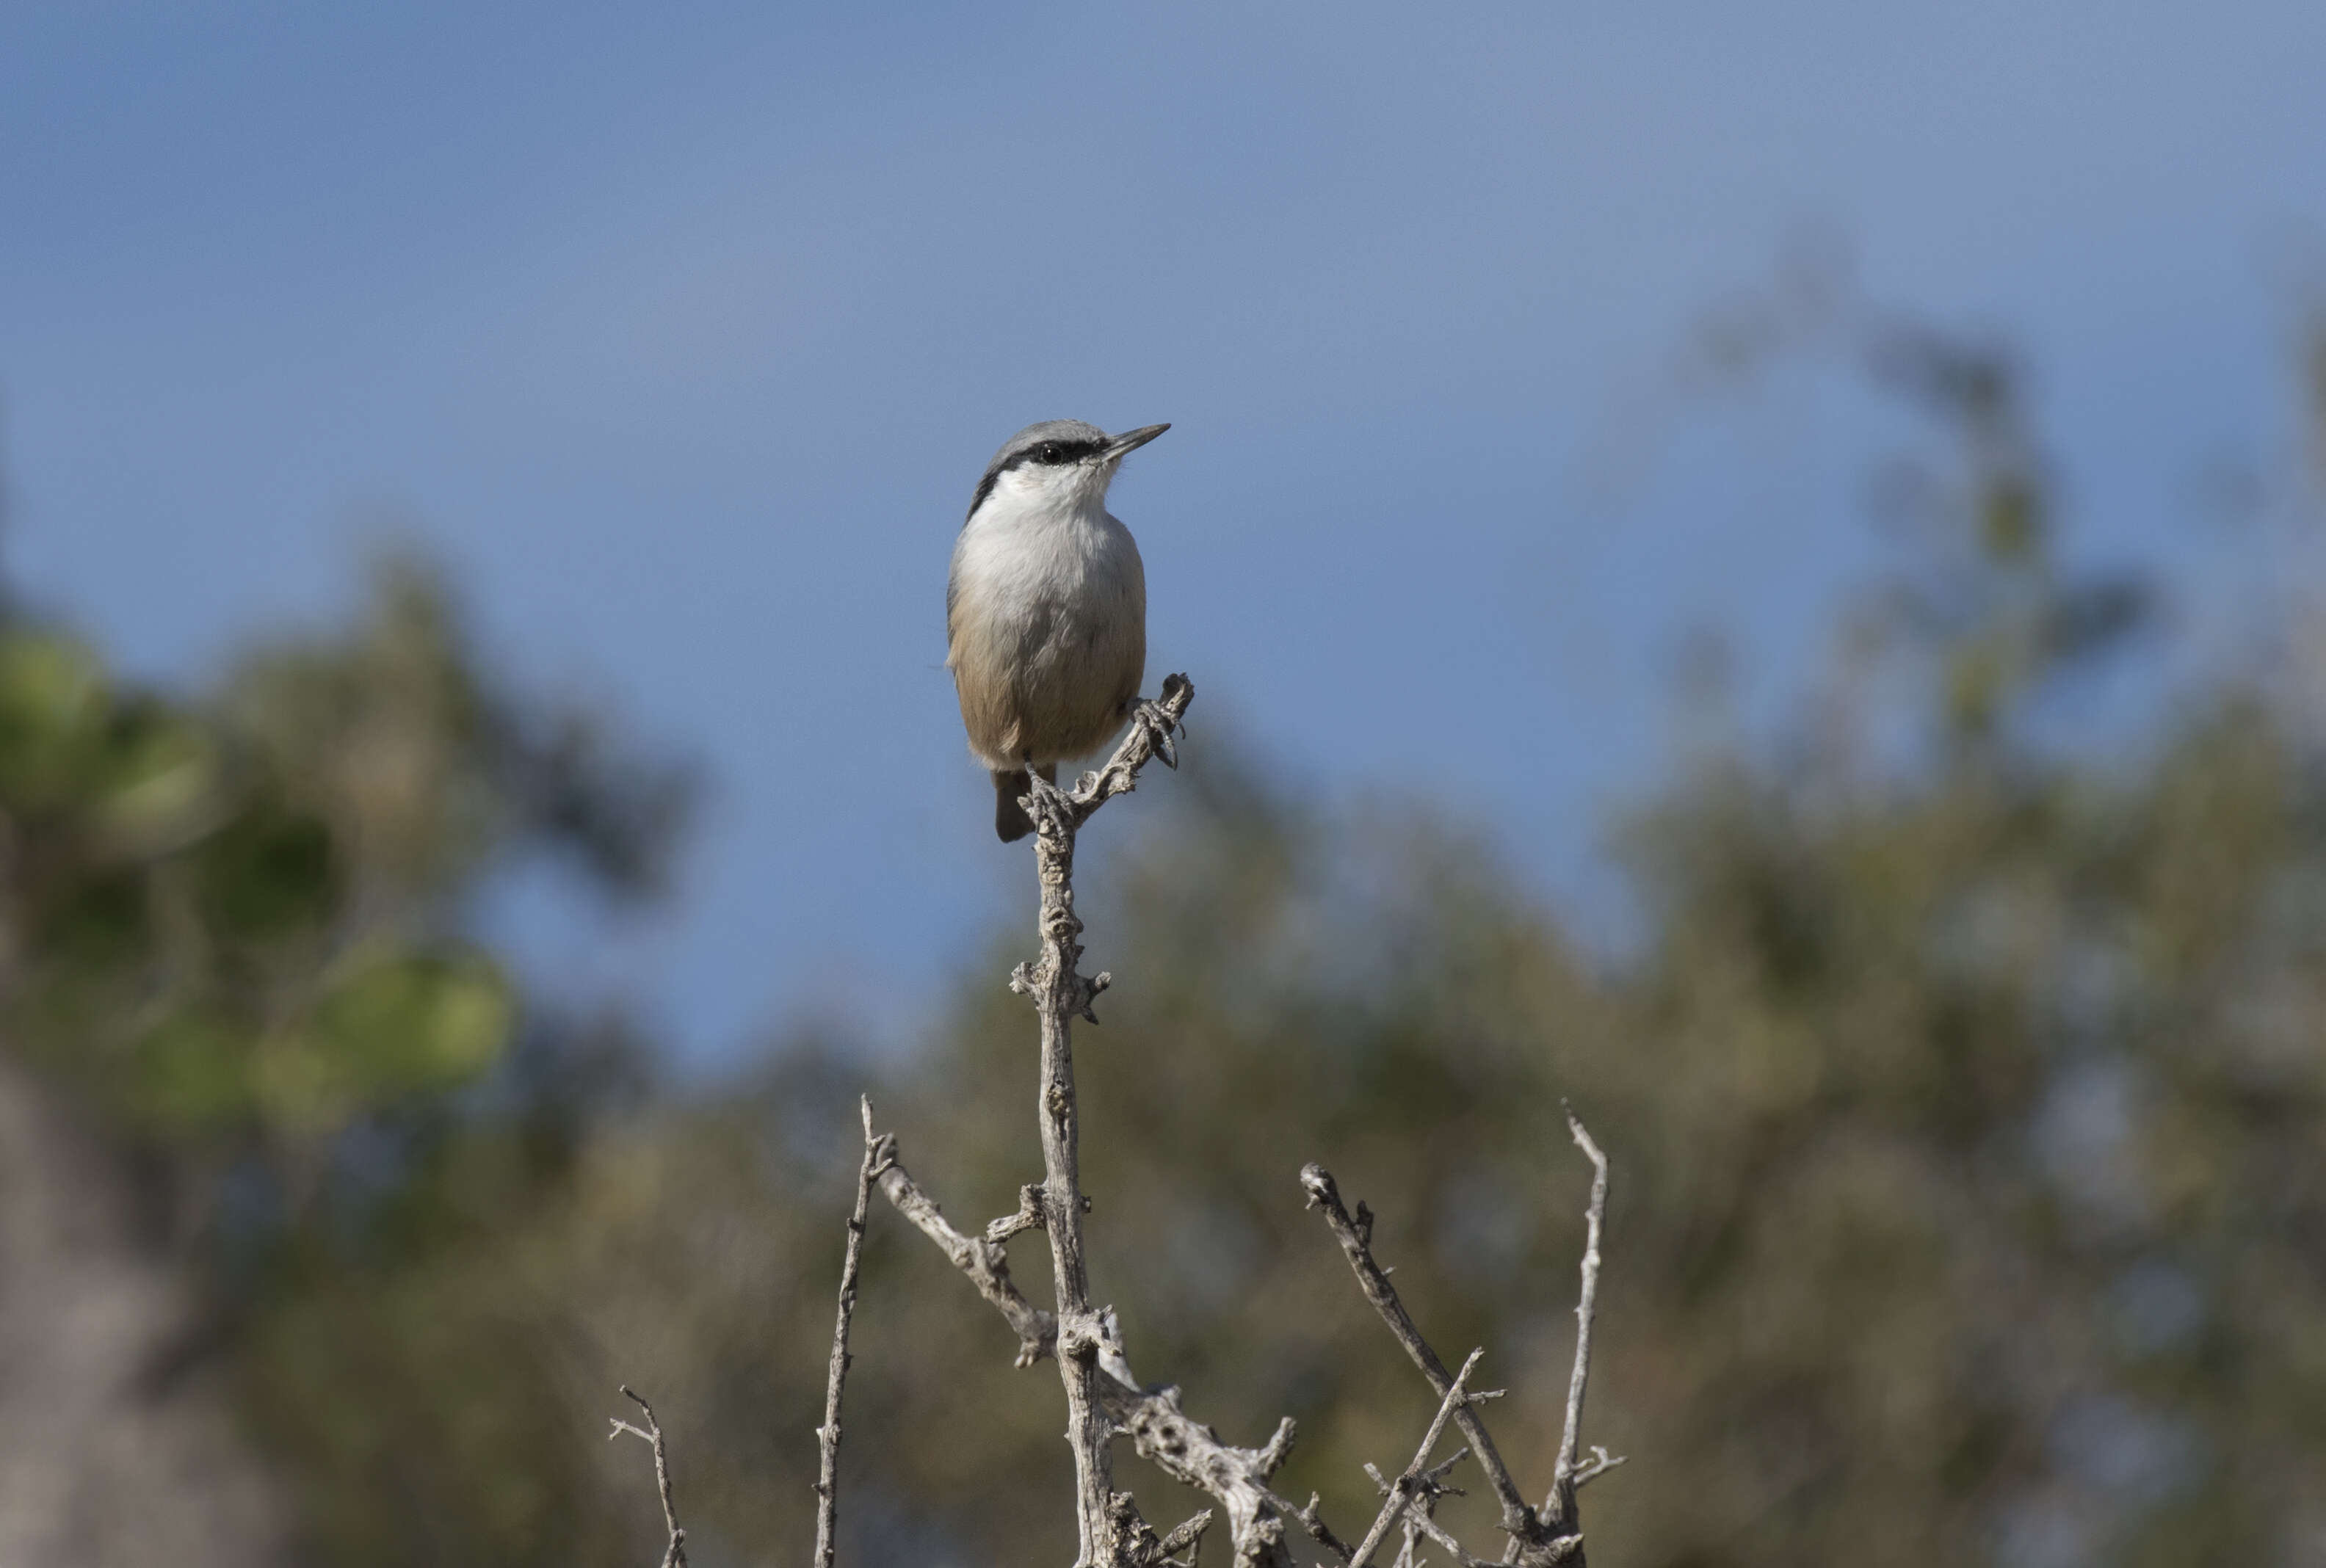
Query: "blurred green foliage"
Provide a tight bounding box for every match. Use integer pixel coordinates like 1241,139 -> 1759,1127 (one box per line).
0,550 -> 687,1212
5,313 -> 2324,1568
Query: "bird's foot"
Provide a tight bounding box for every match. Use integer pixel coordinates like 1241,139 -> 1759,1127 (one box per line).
1133,698 -> 1184,769
1022,766 -> 1070,831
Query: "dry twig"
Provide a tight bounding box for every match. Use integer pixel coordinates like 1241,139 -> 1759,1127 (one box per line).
873,1149 -> 1057,1366
812,1098 -> 892,1568
1286,1488 -> 1358,1562
608,1386 -> 687,1568
1009,677 -> 1194,1564
1303,1112 -> 1619,1568
1397,1444 -> 1476,1566
1360,1465 -> 1499,1568
1349,1348 -> 1495,1567
1300,1164 -> 1544,1552
1537,1106 -> 1618,1551
1106,1492 -> 1214,1567
1358,1461 -> 1498,1568
869,1117 -> 1313,1567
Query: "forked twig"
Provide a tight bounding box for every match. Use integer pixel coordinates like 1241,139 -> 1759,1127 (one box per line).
608,1386 -> 687,1568
1300,1164 -> 1540,1547
871,1122 -> 1318,1561
1349,1347 -> 1494,1567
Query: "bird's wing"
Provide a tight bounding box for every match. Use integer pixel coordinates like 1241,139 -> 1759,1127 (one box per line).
944,544 -> 965,664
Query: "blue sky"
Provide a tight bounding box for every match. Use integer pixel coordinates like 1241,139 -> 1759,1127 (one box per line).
5,1 -> 2322,1064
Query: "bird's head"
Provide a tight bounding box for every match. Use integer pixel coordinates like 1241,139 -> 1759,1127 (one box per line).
967,419 -> 1170,521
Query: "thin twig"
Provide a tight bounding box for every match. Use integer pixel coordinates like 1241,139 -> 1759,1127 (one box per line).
872,1140 -> 1057,1366
1420,1447 -> 1473,1490
813,1098 -> 891,1568
1541,1106 -> 1615,1547
1300,1165 -> 1543,1550
983,1183 -> 1047,1246
1349,1349 -> 1487,1567
1106,1492 -> 1217,1567
1283,1489 -> 1357,1562
1255,1416 -> 1298,1480
1358,1467 -> 1501,1568
1048,672 -> 1195,827
608,1386 -> 687,1568
1155,1509 -> 1212,1561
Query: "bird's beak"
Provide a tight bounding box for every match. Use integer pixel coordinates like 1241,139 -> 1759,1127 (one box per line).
1096,424 -> 1170,462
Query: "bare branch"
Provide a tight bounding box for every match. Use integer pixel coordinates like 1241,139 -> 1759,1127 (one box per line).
1286,1490 -> 1358,1562
1156,1509 -> 1214,1560
983,1183 -> 1047,1247
1357,1434 -> 1474,1566
1106,1492 -> 1216,1567
1358,1466 -> 1500,1568
1011,678 -> 1194,1564
811,1100 -> 888,1568
1396,1507 -> 1498,1568
1421,1446 -> 1471,1491
1052,673 -> 1195,827
607,1386 -> 687,1568
1255,1415 -> 1298,1480
872,1124 -> 1312,1563
1088,1315 -> 1304,1567
1299,1164 -> 1543,1549
1541,1107 -> 1615,1546
870,1133 -> 1057,1367
1349,1349 -> 1487,1567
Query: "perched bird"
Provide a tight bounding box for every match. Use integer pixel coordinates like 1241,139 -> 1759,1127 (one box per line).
947,418 -> 1170,841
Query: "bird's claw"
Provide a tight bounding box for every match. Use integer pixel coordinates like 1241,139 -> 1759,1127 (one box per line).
1022,766 -> 1068,828
1135,701 -> 1183,769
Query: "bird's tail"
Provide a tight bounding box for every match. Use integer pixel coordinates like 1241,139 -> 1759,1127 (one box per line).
993,763 -> 1057,843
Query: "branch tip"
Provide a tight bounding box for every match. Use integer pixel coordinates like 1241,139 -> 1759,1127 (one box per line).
1303,1165 -> 1537,1545
1539,1103 -> 1616,1561
814,1098 -> 886,1568
607,1387 -> 686,1567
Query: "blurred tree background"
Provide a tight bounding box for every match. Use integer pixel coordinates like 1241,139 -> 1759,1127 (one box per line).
1,296 -> 2322,1568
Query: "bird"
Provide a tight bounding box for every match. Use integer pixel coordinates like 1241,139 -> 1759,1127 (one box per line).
946,418 -> 1170,841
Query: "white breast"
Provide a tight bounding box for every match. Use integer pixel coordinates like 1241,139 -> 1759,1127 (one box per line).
946,474 -> 1148,767
949,487 -> 1139,645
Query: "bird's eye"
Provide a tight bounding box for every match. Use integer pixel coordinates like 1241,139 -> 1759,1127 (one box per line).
1037,443 -> 1063,464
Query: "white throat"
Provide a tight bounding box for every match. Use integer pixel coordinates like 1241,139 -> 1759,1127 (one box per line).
967,462 -> 1117,537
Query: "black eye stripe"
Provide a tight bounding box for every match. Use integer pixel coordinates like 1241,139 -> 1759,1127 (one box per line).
965,434 -> 1109,519
1015,438 -> 1101,468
